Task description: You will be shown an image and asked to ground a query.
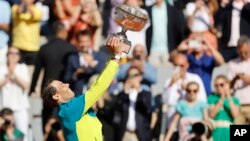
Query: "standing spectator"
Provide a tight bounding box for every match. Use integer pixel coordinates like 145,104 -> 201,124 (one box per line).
228,36 -> 250,124
146,0 -> 185,66
208,75 -> 240,141
11,0 -> 42,65
162,53 -> 207,137
64,30 -> 107,95
29,22 -> 76,130
164,82 -> 208,141
0,47 -> 30,141
217,0 -> 250,61
0,0 -> 11,66
177,37 -> 225,95
116,44 -> 157,92
112,66 -> 152,141
0,108 -> 24,141
70,0 -> 103,50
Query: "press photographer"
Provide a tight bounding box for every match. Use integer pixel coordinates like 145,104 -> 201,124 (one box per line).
0,108 -> 24,141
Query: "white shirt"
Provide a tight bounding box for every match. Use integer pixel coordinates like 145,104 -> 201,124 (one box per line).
228,1 -> 243,47
228,58 -> 250,104
162,72 -> 207,106
126,89 -> 139,131
0,63 -> 30,111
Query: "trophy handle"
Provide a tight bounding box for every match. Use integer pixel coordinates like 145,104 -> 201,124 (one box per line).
108,33 -> 132,54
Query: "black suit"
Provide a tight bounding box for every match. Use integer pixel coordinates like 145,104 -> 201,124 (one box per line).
112,90 -> 152,141
30,37 -> 77,129
145,2 -> 185,55
217,3 -> 250,61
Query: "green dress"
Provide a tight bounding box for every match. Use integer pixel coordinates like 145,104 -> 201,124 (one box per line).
208,93 -> 240,141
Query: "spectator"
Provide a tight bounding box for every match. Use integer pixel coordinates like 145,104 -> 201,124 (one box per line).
208,75 -> 240,141
70,0 -> 103,50
146,0 -> 185,66
53,0 -> 81,31
217,0 -> 250,61
29,22 -> 76,130
44,117 -> 65,141
162,53 -> 207,137
177,36 -> 225,95
0,47 -> 30,141
164,82 -> 208,141
0,108 -> 24,141
11,0 -> 42,65
116,44 -> 157,92
64,30 -> 107,95
228,36 -> 250,124
184,0 -> 218,50
0,0 -> 11,66
112,66 -> 152,141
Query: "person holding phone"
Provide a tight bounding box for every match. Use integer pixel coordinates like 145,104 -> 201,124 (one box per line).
177,37 -> 225,95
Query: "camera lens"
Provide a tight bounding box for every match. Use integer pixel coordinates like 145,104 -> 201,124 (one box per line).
192,122 -> 206,135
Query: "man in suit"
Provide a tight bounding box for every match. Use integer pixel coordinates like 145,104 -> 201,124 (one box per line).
112,66 -> 152,141
145,0 -> 185,66
64,29 -> 107,95
29,22 -> 77,130
217,0 -> 250,62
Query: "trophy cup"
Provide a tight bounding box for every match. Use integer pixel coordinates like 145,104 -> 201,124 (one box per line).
109,4 -> 149,54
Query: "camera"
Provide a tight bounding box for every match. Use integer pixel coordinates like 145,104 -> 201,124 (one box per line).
3,119 -> 11,127
188,40 -> 202,49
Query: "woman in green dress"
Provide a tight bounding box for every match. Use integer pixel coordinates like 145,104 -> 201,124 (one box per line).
208,75 -> 240,141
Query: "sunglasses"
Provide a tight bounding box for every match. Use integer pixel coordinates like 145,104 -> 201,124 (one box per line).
215,83 -> 225,88
127,73 -> 140,78
7,52 -> 20,55
186,89 -> 198,93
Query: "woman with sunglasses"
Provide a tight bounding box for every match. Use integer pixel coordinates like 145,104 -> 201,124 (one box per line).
208,75 -> 240,141
0,47 -> 30,141
164,81 -> 208,141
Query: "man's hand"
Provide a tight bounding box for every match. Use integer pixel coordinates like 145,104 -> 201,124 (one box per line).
106,36 -> 123,56
237,73 -> 250,84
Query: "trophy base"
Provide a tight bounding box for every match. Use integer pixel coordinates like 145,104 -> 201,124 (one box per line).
108,33 -> 131,54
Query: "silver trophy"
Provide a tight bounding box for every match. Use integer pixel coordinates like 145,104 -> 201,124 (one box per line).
109,4 -> 149,54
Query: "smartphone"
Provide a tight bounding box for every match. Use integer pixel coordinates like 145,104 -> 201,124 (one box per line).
188,40 -> 202,49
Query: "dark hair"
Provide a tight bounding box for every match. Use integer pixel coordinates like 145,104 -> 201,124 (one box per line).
52,21 -> 66,35
41,80 -> 58,107
238,35 -> 250,48
0,108 -> 13,116
76,29 -> 93,40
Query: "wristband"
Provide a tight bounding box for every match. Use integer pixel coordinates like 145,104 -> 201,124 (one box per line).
112,54 -> 121,60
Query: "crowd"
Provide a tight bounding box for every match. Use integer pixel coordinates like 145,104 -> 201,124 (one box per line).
0,0 -> 250,141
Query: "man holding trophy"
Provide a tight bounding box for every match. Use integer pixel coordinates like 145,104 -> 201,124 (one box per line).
41,2 -> 148,141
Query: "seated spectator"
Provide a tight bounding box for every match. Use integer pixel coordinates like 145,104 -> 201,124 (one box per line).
64,30 -> 107,95
164,82 -> 208,141
208,75 -> 240,141
0,108 -> 24,141
177,36 -> 225,95
112,66 -> 152,141
162,53 -> 207,129
0,47 -> 30,141
11,0 -> 42,65
228,36 -> 250,125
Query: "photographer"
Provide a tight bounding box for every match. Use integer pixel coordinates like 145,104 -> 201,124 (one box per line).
44,117 -> 64,141
0,108 -> 24,141
177,37 -> 225,95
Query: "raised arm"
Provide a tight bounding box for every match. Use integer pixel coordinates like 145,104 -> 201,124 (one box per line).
83,37 -> 122,113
